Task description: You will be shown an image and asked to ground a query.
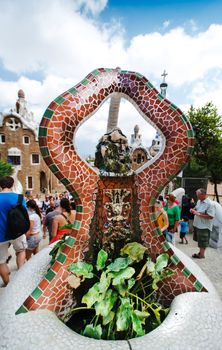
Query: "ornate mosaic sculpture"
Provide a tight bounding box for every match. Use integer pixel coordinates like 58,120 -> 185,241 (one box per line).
17,68 -> 205,319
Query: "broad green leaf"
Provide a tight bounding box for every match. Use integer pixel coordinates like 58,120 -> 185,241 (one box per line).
98,271 -> 111,294
95,289 -> 118,317
131,310 -> 148,336
82,282 -> 101,307
114,281 -> 128,297
83,324 -> 102,339
146,259 -> 155,273
96,249 -> 108,271
68,261 -> 93,279
107,257 -> 131,272
155,253 -> 169,272
102,311 -> 115,326
120,242 -> 147,262
110,267 -> 135,285
128,278 -> 136,290
116,297 -> 133,331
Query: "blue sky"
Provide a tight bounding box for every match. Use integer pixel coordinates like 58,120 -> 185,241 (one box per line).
0,0 -> 222,156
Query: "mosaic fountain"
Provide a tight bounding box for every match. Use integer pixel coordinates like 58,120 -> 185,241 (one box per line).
0,68 -> 222,349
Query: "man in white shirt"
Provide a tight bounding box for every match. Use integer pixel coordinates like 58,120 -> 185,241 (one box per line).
190,188 -> 215,259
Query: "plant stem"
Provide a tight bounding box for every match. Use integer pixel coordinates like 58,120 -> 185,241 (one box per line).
128,292 -> 151,308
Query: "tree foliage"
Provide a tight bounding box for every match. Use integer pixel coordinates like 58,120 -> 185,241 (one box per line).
0,160 -> 13,178
185,102 -> 222,201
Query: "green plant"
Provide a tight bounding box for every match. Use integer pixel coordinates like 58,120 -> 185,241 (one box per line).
49,234 -> 73,265
64,242 -> 173,340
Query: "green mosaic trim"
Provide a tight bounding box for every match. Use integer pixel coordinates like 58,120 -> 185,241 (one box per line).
135,72 -> 143,78
149,212 -> 157,222
169,103 -> 177,111
57,253 -> 67,264
31,287 -> 43,300
40,147 -> 50,157
45,269 -> 56,282
179,114 -> 187,125
187,129 -> 195,138
150,197 -> 156,206
194,280 -> 203,291
105,68 -> 113,72
76,205 -> 83,213
68,87 -> 78,95
146,81 -> 154,89
15,305 -> 28,315
187,147 -> 194,156
70,191 -> 79,199
49,164 -> 59,173
120,70 -> 129,74
91,69 -> 100,76
168,174 -> 176,181
43,109 -> 54,120
65,236 -> 76,247
39,127 -> 47,137
157,185 -> 164,193
180,162 -> 188,171
80,78 -> 90,86
154,227 -> 162,236
60,178 -> 71,186
162,241 -> 170,251
156,93 -> 164,101
54,95 -> 65,105
170,254 -> 180,265
73,220 -> 81,230
182,267 -> 191,278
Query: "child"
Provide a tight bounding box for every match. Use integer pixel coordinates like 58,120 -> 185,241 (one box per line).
179,217 -> 189,244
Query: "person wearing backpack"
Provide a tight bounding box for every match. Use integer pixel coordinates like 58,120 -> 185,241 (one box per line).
0,176 -> 29,285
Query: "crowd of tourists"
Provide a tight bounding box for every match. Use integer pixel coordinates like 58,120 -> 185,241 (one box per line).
155,189 -> 215,258
0,176 -> 76,286
0,175 -> 216,287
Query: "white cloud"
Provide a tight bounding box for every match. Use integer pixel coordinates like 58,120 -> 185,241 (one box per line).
74,0 -> 108,15
163,20 -> 170,29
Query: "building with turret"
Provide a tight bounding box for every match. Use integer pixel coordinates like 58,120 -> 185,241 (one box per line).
0,90 -> 64,195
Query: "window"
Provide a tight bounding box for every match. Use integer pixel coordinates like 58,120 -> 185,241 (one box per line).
8,147 -> 21,166
6,117 -> 21,131
27,176 -> 33,189
31,154 -> 40,164
8,155 -> 21,165
23,136 -> 30,144
0,134 -> 5,143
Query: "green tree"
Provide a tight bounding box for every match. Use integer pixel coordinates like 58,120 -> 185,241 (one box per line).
0,160 -> 13,178
185,102 -> 222,202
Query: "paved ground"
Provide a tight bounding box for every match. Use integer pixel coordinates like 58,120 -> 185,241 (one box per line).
1,233 -> 222,299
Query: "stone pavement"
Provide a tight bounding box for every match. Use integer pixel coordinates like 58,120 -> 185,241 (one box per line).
1,233 -> 222,299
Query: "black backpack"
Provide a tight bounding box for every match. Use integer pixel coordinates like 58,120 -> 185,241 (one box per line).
6,194 -> 30,240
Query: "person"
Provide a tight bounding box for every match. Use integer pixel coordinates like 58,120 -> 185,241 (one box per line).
45,196 -> 55,215
190,188 -> 215,259
50,198 -> 76,244
154,200 -> 169,234
164,193 -> 180,245
43,201 -> 61,241
179,217 -> 189,244
181,196 -> 195,234
0,176 -> 28,285
26,200 -> 42,260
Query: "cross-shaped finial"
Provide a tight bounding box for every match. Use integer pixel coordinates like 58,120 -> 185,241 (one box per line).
161,70 -> 168,82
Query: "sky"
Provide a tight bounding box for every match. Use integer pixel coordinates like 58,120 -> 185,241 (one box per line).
1,0 -> 222,157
